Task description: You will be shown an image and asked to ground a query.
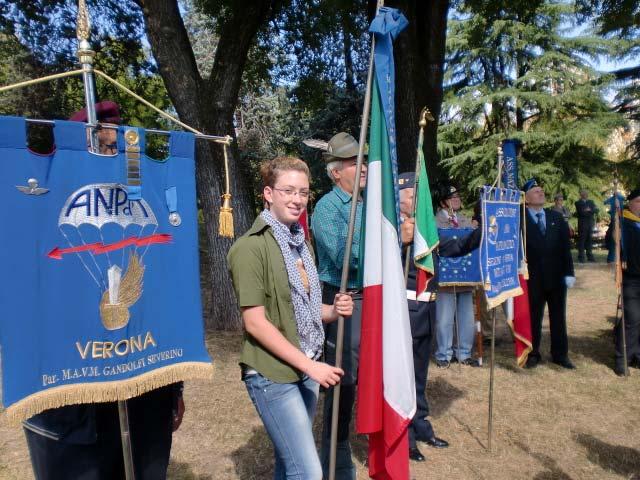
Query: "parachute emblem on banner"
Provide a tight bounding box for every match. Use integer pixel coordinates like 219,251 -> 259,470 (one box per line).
49,183 -> 172,330
487,216 -> 499,245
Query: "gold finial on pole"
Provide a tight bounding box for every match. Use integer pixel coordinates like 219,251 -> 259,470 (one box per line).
76,0 -> 90,42
76,0 -> 95,66
419,107 -> 434,127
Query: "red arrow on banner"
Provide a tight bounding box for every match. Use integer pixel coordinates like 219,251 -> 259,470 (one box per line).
48,233 -> 173,260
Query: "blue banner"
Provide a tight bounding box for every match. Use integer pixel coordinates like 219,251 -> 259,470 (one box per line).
370,6 -> 408,235
437,228 -> 482,286
501,139 -> 520,190
479,187 -> 523,308
0,117 -> 213,422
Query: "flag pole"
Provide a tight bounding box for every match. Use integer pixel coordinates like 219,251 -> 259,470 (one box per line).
328,2 -> 382,478
404,108 -> 433,284
613,172 -> 629,377
76,1 -> 135,477
487,145 -> 504,452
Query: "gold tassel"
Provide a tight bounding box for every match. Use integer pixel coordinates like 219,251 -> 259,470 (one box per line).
218,141 -> 234,238
219,193 -> 234,238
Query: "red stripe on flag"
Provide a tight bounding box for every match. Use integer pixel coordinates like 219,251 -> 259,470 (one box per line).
415,269 -> 433,297
357,284 -> 411,479
366,401 -> 411,480
356,284 -> 383,433
513,274 -> 533,366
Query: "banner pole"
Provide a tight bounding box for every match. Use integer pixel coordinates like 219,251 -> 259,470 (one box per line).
328,3 -> 381,477
613,173 -> 629,377
77,1 -> 135,477
487,145 -> 503,452
488,307 -> 496,451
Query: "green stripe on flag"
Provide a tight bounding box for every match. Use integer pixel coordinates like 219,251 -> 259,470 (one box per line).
414,129 -> 438,274
369,76 -> 397,226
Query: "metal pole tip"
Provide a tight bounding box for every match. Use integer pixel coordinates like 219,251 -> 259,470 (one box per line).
419,108 -> 434,127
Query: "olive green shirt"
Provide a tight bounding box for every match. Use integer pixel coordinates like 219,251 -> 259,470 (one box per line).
227,215 -> 309,383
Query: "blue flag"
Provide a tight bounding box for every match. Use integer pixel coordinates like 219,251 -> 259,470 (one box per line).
0,117 -> 213,422
479,187 -> 523,308
438,228 -> 482,286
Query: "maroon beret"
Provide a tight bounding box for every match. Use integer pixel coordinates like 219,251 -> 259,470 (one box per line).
69,101 -> 121,124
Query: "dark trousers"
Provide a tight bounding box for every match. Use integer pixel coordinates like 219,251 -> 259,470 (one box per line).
24,387 -> 174,480
577,222 -> 594,260
615,277 -> 640,367
408,300 -> 435,448
321,284 -> 362,480
528,284 -> 569,361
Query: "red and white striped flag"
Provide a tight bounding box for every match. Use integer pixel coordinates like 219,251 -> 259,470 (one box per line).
356,73 -> 416,479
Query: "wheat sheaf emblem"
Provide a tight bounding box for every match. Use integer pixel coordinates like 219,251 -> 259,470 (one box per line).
99,253 -> 144,330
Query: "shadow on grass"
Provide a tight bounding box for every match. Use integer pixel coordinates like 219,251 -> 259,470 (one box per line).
570,329 -> 615,370
427,376 -> 465,418
513,439 -> 573,480
575,433 -> 640,477
167,461 -> 213,480
230,426 -> 274,479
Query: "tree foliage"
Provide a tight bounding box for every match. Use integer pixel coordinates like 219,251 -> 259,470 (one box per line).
439,0 -> 624,211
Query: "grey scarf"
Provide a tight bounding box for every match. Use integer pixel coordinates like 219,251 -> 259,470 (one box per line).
260,209 -> 324,358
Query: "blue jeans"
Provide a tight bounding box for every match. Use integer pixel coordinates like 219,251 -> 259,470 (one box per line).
244,373 -> 322,480
435,291 -> 475,361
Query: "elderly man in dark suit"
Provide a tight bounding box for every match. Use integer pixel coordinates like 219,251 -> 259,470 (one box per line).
523,179 -> 576,369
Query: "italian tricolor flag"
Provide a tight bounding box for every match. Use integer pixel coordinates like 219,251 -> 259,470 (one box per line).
356,74 -> 416,479
413,125 -> 439,294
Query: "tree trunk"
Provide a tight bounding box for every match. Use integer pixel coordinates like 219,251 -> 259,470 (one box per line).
137,0 -> 275,330
387,0 -> 450,181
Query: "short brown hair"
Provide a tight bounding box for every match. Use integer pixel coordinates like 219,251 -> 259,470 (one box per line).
260,156 -> 310,188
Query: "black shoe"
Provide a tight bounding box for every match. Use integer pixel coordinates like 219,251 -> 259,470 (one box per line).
525,355 -> 540,369
461,358 -> 480,367
553,358 -> 576,369
436,360 -> 450,369
614,364 -> 628,376
423,436 -> 449,448
409,447 -> 426,462
629,358 -> 640,369
450,356 -> 459,364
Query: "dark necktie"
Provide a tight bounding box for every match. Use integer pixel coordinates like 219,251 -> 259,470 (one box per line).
536,212 -> 546,235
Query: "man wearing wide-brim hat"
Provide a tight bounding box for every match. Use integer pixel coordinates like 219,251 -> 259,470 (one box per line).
311,132 -> 366,479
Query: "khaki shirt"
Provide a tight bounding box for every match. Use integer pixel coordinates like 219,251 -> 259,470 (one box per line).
227,215 -> 308,383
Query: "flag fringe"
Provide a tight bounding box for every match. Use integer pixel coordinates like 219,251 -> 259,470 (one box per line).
484,287 -> 523,310
506,317 -> 533,368
413,239 -> 440,264
4,362 -> 214,425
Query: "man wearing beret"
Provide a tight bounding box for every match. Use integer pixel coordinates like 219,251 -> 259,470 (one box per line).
398,172 -> 482,462
22,102 -> 185,480
614,188 -> 640,376
523,179 -> 576,369
311,132 -> 367,479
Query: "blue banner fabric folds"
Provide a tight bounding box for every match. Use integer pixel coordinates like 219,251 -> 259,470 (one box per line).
501,139 -> 520,190
437,228 -> 482,286
369,6 -> 408,234
0,117 -> 213,423
479,187 -> 523,308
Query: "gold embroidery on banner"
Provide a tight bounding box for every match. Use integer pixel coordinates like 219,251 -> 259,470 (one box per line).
99,253 -> 144,330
